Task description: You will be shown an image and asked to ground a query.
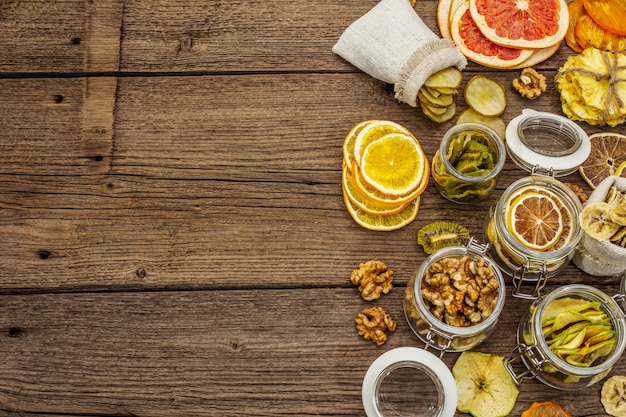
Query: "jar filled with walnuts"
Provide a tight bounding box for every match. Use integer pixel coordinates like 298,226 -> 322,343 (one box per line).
404,239 -> 506,353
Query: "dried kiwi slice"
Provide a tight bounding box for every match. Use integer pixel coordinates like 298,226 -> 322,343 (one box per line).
417,221 -> 471,254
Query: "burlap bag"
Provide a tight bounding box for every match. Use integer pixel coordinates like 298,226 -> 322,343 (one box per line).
332,0 -> 466,107
573,176 -> 626,277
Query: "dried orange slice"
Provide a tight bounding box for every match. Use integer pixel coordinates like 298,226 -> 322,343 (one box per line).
360,133 -> 427,196
342,162 -> 409,216
352,120 -> 412,167
575,14 -> 626,52
583,0 -> 626,36
450,2 -> 533,69
464,75 -> 507,117
343,120 -> 374,171
343,191 -> 420,231
506,190 -> 564,251
469,0 -> 569,49
352,163 -> 426,205
579,132 -> 626,189
521,401 -> 572,417
565,0 -> 587,52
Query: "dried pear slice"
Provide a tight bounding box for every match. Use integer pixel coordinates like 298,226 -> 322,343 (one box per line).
417,221 -> 470,254
424,66 -> 463,90
464,75 -> 507,117
456,108 -> 506,141
580,202 -> 622,241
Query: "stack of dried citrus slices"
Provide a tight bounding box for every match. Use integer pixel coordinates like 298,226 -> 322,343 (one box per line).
565,0 -> 626,53
341,120 -> 429,231
438,0 -> 566,69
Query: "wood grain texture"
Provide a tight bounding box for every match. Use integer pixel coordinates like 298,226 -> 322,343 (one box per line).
1,0 -> 626,416
0,285 -> 623,416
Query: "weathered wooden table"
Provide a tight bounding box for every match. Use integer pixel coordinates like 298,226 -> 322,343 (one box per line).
1,1 -> 625,416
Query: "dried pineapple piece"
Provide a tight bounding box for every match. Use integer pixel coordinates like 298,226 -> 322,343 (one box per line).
556,48 -> 626,127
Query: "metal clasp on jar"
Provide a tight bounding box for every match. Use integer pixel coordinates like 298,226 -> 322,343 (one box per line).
503,343 -> 548,384
512,259 -> 548,299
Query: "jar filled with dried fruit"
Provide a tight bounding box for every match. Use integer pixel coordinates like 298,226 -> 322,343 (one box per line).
484,175 -> 584,299
505,283 -> 626,391
404,239 -> 506,353
432,123 -> 506,204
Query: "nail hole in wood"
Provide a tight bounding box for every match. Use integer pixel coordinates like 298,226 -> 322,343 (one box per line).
93,155 -> 103,162
136,268 -> 146,279
38,250 -> 51,259
71,37 -> 81,45
53,95 -> 64,104
8,327 -> 24,338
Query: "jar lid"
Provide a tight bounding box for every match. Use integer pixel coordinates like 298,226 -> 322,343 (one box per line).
362,347 -> 457,417
505,109 -> 590,176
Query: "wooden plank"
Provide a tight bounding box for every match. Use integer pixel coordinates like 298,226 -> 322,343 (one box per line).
0,73 -> 623,292
0,0 -> 581,75
0,285 -> 622,416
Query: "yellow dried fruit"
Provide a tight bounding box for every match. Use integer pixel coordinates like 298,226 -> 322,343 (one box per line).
464,75 -> 507,117
556,48 -> 626,127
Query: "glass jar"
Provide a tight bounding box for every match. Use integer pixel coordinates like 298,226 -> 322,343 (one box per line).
361,347 -> 457,417
404,239 -> 506,352
504,284 -> 626,390
484,175 -> 584,299
432,123 -> 506,204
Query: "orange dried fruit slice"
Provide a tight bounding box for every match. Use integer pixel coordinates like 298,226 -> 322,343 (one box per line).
565,0 -> 587,52
352,120 -> 412,167
343,120 -> 374,171
343,191 -> 420,231
575,14 -> 626,52
352,163 -> 426,205
579,132 -> 626,189
360,133 -> 427,196
583,0 -> 626,36
341,162 -> 410,216
469,0 -> 569,49
450,2 -> 533,69
506,190 -> 564,251
521,401 -> 572,417
464,75 -> 507,117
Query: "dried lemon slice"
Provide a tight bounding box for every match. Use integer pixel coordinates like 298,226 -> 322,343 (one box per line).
360,133 -> 427,196
343,120 -> 376,171
352,120 -> 412,166
464,75 -> 507,117
343,192 -> 420,232
580,201 -> 622,241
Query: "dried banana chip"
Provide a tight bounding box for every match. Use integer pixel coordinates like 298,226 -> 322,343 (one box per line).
602,375 -> 626,417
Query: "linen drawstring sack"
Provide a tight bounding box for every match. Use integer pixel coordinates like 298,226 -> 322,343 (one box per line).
332,0 -> 467,107
572,176 -> 626,277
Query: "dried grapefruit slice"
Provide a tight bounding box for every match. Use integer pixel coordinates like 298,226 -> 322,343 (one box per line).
510,42 -> 561,70
450,2 -> 533,69
579,132 -> 626,189
506,190 -> 564,251
437,0 -> 454,38
583,0 -> 626,36
469,0 -> 569,49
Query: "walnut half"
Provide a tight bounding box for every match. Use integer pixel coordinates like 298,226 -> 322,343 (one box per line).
350,260 -> 393,301
355,307 -> 397,346
512,67 -> 547,100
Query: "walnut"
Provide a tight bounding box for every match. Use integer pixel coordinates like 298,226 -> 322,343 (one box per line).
512,67 -> 547,100
419,255 -> 499,327
565,182 -> 589,204
355,307 -> 397,346
350,260 -> 393,301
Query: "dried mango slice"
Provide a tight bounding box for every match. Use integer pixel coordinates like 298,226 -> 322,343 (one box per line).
583,0 -> 626,36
